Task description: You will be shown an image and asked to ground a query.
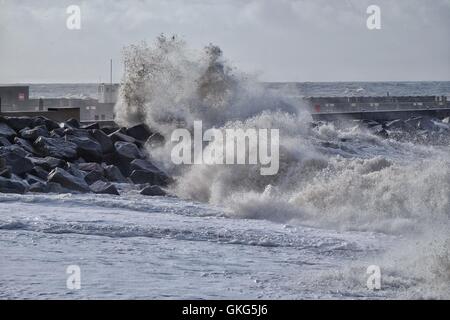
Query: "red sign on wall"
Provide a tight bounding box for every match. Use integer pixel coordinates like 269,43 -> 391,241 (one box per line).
18,93 -> 25,101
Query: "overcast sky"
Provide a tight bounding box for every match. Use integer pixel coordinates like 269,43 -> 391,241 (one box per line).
0,0 -> 449,83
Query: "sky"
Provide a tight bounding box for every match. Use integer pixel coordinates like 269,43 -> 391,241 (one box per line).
0,0 -> 449,83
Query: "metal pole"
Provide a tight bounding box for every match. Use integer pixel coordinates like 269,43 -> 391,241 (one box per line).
110,59 -> 113,84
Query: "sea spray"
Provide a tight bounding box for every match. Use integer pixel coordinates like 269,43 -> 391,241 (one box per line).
115,35 -> 449,232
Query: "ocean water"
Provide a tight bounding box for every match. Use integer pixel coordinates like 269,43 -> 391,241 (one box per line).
1,39 -> 449,299
27,81 -> 450,100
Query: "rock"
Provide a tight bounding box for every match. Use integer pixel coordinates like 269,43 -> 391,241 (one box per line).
0,146 -> 34,175
0,122 -> 16,140
384,119 -> 412,131
25,173 -> 46,185
82,123 -> 100,130
4,117 -> 33,131
30,166 -> 49,180
0,137 -> 11,147
14,137 -> 39,155
130,159 -> 163,173
20,125 -> 49,140
126,124 -> 152,141
38,117 -> 60,131
100,126 -> 118,135
49,182 -> 73,193
442,117 -> 450,124
104,165 -> 127,183
65,135 -> 103,162
89,181 -> 120,195
417,117 -> 438,131
28,182 -> 48,193
47,167 -> 90,193
109,130 -> 137,144
84,170 -> 107,185
371,127 -> 389,138
78,162 -> 104,174
63,128 -> 91,138
0,168 -> 11,179
139,185 -> 166,196
363,120 -> 381,128
61,118 -> 80,129
28,181 -> 72,194
110,141 -> 145,176
130,159 -> 171,185
50,128 -> 65,138
1,144 -> 29,157
65,163 -> 87,180
90,129 -> 114,154
146,132 -> 165,148
34,136 -> 78,160
74,157 -> 86,164
0,176 -> 27,194
115,141 -> 145,160
129,170 -> 164,185
27,156 -> 65,171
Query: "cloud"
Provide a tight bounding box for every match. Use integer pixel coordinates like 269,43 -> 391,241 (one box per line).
0,0 -> 449,83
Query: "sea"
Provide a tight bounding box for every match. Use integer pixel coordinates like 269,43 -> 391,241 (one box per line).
1,80 -> 449,299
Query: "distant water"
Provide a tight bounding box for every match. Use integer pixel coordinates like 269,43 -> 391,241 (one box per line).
26,82 -> 450,100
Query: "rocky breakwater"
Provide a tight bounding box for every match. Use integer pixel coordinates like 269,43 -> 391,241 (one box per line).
0,116 -> 171,197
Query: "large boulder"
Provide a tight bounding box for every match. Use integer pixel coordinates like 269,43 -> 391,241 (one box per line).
0,122 -> 16,141
38,117 -> 60,131
100,126 -> 118,135
140,185 -> 166,196
34,136 -> 78,160
63,128 -> 91,138
89,181 -> 120,195
129,170 -> 167,185
417,117 -> 438,131
27,156 -> 65,171
25,173 -> 46,185
109,141 -> 145,176
384,119 -> 412,131
131,159 -> 163,173
65,162 -> 87,180
29,166 -> 49,180
109,130 -> 137,144
126,124 -> 152,141
47,167 -> 90,193
130,159 -> 171,185
0,168 -> 12,179
82,122 -> 100,130
20,125 -> 49,140
0,146 -> 34,175
0,137 -> 11,147
29,181 -> 72,194
0,176 -> 27,194
115,141 -> 145,160
90,129 -> 114,154
61,118 -> 80,129
65,135 -> 103,162
50,128 -> 65,138
4,116 -> 33,131
103,165 -> 127,183
77,162 -> 104,174
84,170 -> 107,185
14,137 -> 39,155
